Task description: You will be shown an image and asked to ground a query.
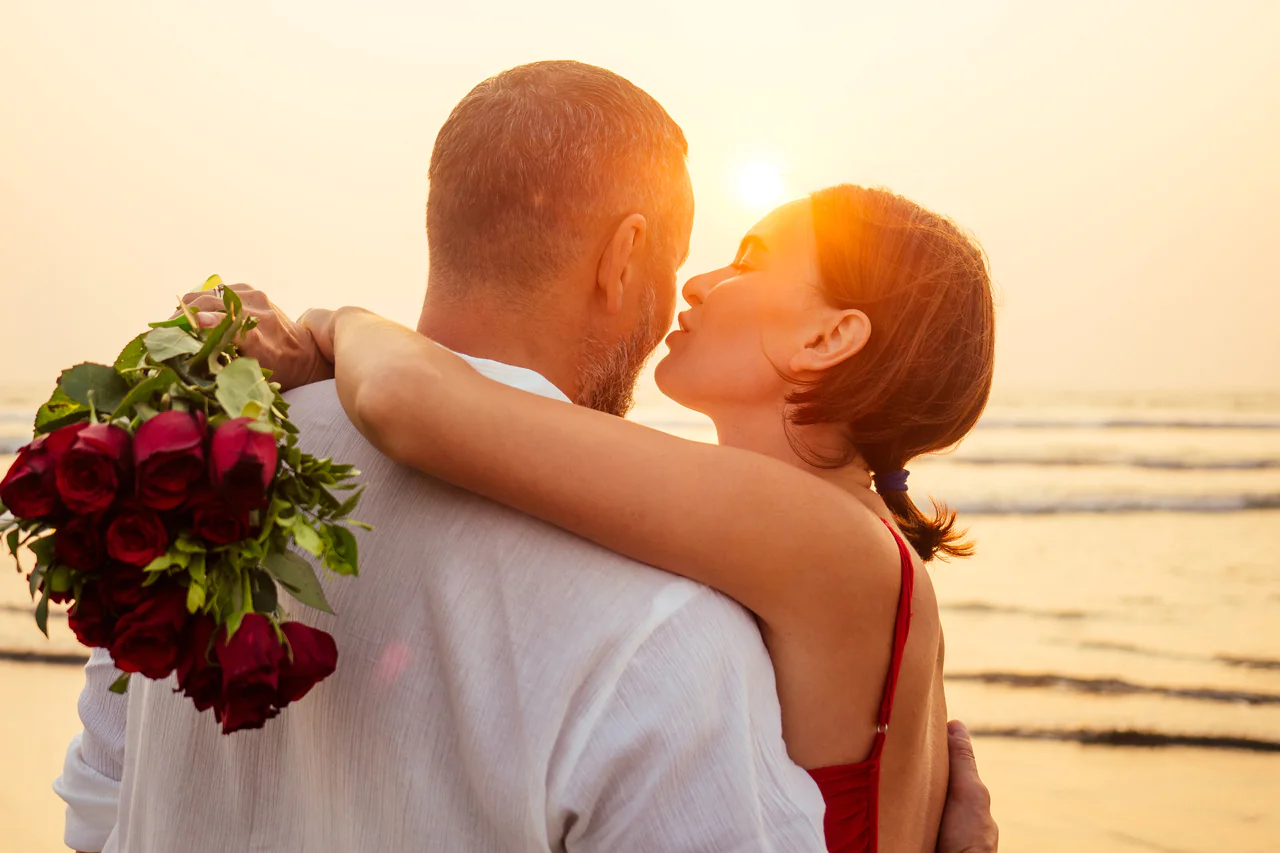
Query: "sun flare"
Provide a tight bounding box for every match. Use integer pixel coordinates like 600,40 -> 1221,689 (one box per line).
735,161 -> 787,212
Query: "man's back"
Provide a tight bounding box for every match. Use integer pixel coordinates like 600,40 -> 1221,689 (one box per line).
105,380 -> 824,852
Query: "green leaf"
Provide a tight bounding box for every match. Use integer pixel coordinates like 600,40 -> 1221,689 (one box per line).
35,591 -> 50,638
46,564 -> 72,593
109,673 -> 131,694
174,533 -> 208,555
33,387 -> 88,435
144,546 -> 190,573
187,551 -> 207,584
27,565 -> 44,597
113,333 -> 148,373
58,363 -> 130,414
186,579 -> 206,613
335,486 -> 365,519
288,520 -> 324,557
322,524 -> 359,576
248,569 -> 279,614
214,357 -> 274,419
190,311 -> 239,368
147,315 -> 193,330
263,551 -> 333,614
143,327 -> 203,362
110,368 -> 178,420
28,534 -> 56,568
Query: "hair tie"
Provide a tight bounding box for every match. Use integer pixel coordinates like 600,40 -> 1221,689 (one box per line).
874,469 -> 910,493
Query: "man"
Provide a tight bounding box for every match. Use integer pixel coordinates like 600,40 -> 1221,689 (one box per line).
55,61 -> 996,851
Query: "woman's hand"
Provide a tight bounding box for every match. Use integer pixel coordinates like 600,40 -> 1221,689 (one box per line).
298,306 -> 373,364
179,284 -> 334,392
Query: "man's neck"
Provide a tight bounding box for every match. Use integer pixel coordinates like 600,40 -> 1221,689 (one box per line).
416,290 -> 582,402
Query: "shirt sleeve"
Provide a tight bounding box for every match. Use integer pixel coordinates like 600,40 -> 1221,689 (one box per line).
52,647 -> 128,852
556,589 -> 827,853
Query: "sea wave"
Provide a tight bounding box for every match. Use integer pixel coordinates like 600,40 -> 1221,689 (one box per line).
968,727 -> 1280,753
974,417 -> 1280,431
946,671 -> 1280,706
636,414 -> 1280,432
952,454 -> 1280,471
955,493 -> 1280,515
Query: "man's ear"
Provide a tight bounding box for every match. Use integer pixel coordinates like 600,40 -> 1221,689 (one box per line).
789,309 -> 871,374
596,213 -> 648,314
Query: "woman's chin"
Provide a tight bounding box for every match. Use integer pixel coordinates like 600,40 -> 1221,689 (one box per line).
653,353 -> 687,403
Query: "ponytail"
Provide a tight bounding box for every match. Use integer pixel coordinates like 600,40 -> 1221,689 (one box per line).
877,484 -> 973,563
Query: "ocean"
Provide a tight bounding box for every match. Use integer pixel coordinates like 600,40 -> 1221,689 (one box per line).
3,382 -> 1278,852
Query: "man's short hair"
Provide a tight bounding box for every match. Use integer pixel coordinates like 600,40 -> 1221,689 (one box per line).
426,61 -> 693,298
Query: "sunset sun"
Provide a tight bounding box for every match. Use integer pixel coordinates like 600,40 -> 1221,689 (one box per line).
735,161 -> 787,211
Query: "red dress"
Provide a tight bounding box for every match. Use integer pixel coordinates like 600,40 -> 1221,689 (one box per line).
806,519 -> 916,853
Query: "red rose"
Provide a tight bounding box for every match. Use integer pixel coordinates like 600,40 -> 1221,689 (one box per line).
176,615 -> 224,712
276,622 -> 338,707
106,507 -> 169,567
189,493 -> 250,546
97,563 -> 150,614
0,429 -> 71,519
55,423 -> 132,514
209,418 -> 277,509
215,614 -> 285,734
67,583 -> 116,649
133,411 -> 206,510
55,516 -> 105,572
109,586 -> 190,678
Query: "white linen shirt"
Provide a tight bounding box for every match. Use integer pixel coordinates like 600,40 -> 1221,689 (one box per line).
55,354 -> 826,852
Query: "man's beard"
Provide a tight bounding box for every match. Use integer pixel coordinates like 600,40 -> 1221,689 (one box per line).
575,284 -> 662,417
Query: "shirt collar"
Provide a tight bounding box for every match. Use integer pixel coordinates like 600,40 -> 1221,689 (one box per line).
450,350 -> 572,404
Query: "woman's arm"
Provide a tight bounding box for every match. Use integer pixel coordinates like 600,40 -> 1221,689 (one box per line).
318,309 -> 900,636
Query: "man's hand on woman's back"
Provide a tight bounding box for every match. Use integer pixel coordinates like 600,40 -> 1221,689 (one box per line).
937,720 -> 998,853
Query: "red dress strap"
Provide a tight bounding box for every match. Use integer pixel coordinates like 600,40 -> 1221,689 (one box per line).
869,518 -> 915,760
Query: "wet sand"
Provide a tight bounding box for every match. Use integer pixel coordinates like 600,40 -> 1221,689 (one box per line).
0,662 -> 84,853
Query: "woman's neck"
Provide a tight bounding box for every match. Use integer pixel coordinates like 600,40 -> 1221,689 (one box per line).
709,403 -> 883,511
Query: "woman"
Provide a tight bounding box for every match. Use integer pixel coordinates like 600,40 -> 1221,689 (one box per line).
280,184 -> 994,853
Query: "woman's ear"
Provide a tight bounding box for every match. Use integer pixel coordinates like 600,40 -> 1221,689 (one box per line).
789,308 -> 871,374
596,213 -> 648,314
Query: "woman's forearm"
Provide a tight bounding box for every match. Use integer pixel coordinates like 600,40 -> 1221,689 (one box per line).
327,312 -> 899,636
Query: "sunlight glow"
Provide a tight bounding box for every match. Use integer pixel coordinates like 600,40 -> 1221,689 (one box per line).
735,161 -> 787,212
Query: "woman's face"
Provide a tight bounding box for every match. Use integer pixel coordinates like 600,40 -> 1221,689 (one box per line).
655,199 -> 836,416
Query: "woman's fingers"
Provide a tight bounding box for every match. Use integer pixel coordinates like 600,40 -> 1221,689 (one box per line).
299,308 -> 337,363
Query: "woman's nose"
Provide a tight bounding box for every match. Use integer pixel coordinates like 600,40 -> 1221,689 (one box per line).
681,265 -> 735,307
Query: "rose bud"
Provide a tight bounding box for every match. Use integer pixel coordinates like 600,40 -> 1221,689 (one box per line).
109,586 -> 190,679
0,428 -> 73,519
176,614 -> 224,713
133,411 -> 206,511
210,418 -> 278,509
189,493 -> 251,546
67,583 -> 117,649
215,613 -> 285,734
97,563 -> 151,614
54,516 -> 105,572
54,423 -> 132,514
106,507 -> 169,567
276,622 -> 338,707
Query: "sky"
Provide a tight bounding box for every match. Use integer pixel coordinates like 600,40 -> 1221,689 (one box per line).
2,0 -> 1278,396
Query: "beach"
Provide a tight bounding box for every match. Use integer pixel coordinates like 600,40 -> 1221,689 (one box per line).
3,386 -> 1279,852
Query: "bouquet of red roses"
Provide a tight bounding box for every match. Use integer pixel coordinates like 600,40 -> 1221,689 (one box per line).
0,278 -> 365,734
